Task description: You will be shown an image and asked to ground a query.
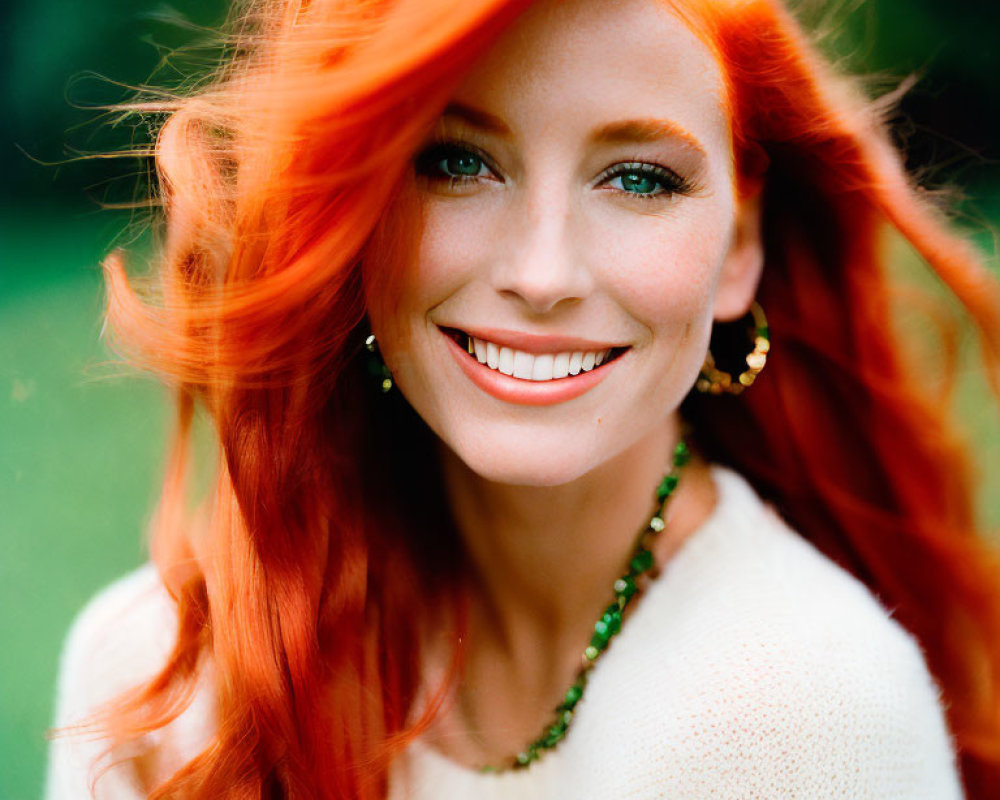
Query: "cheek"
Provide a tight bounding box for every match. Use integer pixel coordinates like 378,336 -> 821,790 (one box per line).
369,197 -> 477,353
364,185 -> 426,344
404,198 -> 493,303
593,204 -> 733,329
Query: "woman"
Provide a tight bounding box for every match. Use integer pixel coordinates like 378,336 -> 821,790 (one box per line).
47,0 -> 1000,797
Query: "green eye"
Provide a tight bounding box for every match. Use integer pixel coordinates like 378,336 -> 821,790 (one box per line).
602,162 -> 689,199
415,143 -> 491,181
619,173 -> 659,195
443,153 -> 484,177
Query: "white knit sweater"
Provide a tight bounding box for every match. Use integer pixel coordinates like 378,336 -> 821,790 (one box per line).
47,467 -> 966,799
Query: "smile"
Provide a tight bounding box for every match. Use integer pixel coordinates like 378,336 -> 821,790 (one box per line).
468,335 -> 614,381
439,326 -> 629,406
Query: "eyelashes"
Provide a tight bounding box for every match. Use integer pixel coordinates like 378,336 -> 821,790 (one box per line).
594,162 -> 693,199
414,141 -> 499,187
413,139 -> 697,200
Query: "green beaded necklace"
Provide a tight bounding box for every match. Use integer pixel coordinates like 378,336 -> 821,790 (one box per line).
479,439 -> 691,773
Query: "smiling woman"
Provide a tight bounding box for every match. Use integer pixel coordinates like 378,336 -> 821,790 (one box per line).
374,0 -> 755,487
45,0 -> 1000,798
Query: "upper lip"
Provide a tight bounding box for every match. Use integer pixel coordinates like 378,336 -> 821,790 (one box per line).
439,325 -> 627,354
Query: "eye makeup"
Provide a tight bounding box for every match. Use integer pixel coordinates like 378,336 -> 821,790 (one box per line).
414,139 -> 501,184
414,137 -> 701,201
593,160 -> 697,199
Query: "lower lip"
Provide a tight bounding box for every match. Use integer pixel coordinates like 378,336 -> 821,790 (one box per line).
443,332 -> 621,406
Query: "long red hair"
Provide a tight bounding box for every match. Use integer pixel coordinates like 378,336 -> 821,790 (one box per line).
95,0 -> 1000,796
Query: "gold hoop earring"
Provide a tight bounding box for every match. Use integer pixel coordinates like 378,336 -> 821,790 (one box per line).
365,334 -> 394,393
696,301 -> 769,395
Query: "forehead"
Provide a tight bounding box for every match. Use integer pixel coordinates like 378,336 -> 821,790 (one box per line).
449,0 -> 729,152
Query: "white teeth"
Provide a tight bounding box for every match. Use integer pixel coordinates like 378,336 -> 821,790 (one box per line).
513,350 -> 534,379
463,334 -> 616,382
531,354 -> 554,381
498,346 -> 515,375
553,352 -> 570,379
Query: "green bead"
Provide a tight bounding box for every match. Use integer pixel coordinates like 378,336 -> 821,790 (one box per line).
590,625 -> 610,648
543,721 -> 567,747
560,684 -> 583,710
656,474 -> 679,502
614,575 -> 637,600
673,441 -> 691,466
584,645 -> 599,661
589,628 -> 610,652
516,749 -> 535,766
630,548 -> 654,574
602,605 -> 622,635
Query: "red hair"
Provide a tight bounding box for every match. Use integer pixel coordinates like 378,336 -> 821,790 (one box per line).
94,0 -> 1000,796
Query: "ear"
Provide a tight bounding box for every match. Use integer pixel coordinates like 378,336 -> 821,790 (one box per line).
712,189 -> 764,321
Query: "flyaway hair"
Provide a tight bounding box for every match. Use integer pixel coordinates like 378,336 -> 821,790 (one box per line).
87,0 -> 1000,797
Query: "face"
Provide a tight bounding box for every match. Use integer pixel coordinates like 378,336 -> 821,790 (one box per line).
370,0 -> 762,486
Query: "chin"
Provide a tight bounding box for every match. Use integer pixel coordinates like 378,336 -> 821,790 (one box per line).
454,447 -> 597,487
438,418 -> 639,488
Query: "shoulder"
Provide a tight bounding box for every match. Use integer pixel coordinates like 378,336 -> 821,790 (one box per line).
572,467 -> 964,798
53,564 -> 178,717
673,467 -> 939,657
645,467 -> 929,655
46,564 -> 205,800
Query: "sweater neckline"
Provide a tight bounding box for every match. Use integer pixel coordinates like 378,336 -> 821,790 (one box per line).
397,464 -> 751,787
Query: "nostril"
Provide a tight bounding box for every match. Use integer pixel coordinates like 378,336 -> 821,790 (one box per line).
494,248 -> 592,314
497,287 -> 585,316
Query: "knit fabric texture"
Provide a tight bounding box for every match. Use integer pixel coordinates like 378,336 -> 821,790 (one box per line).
47,467 -> 965,799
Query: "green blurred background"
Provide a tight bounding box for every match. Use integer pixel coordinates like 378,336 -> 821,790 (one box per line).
2,1 -> 1000,798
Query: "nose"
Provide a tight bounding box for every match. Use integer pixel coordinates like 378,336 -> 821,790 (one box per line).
491,192 -> 593,314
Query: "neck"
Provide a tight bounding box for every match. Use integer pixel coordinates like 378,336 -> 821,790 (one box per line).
438,415 -> 715,656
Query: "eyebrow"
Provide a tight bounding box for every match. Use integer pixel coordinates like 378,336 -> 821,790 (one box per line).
442,102 -> 511,136
441,102 -> 707,159
590,119 -> 707,159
